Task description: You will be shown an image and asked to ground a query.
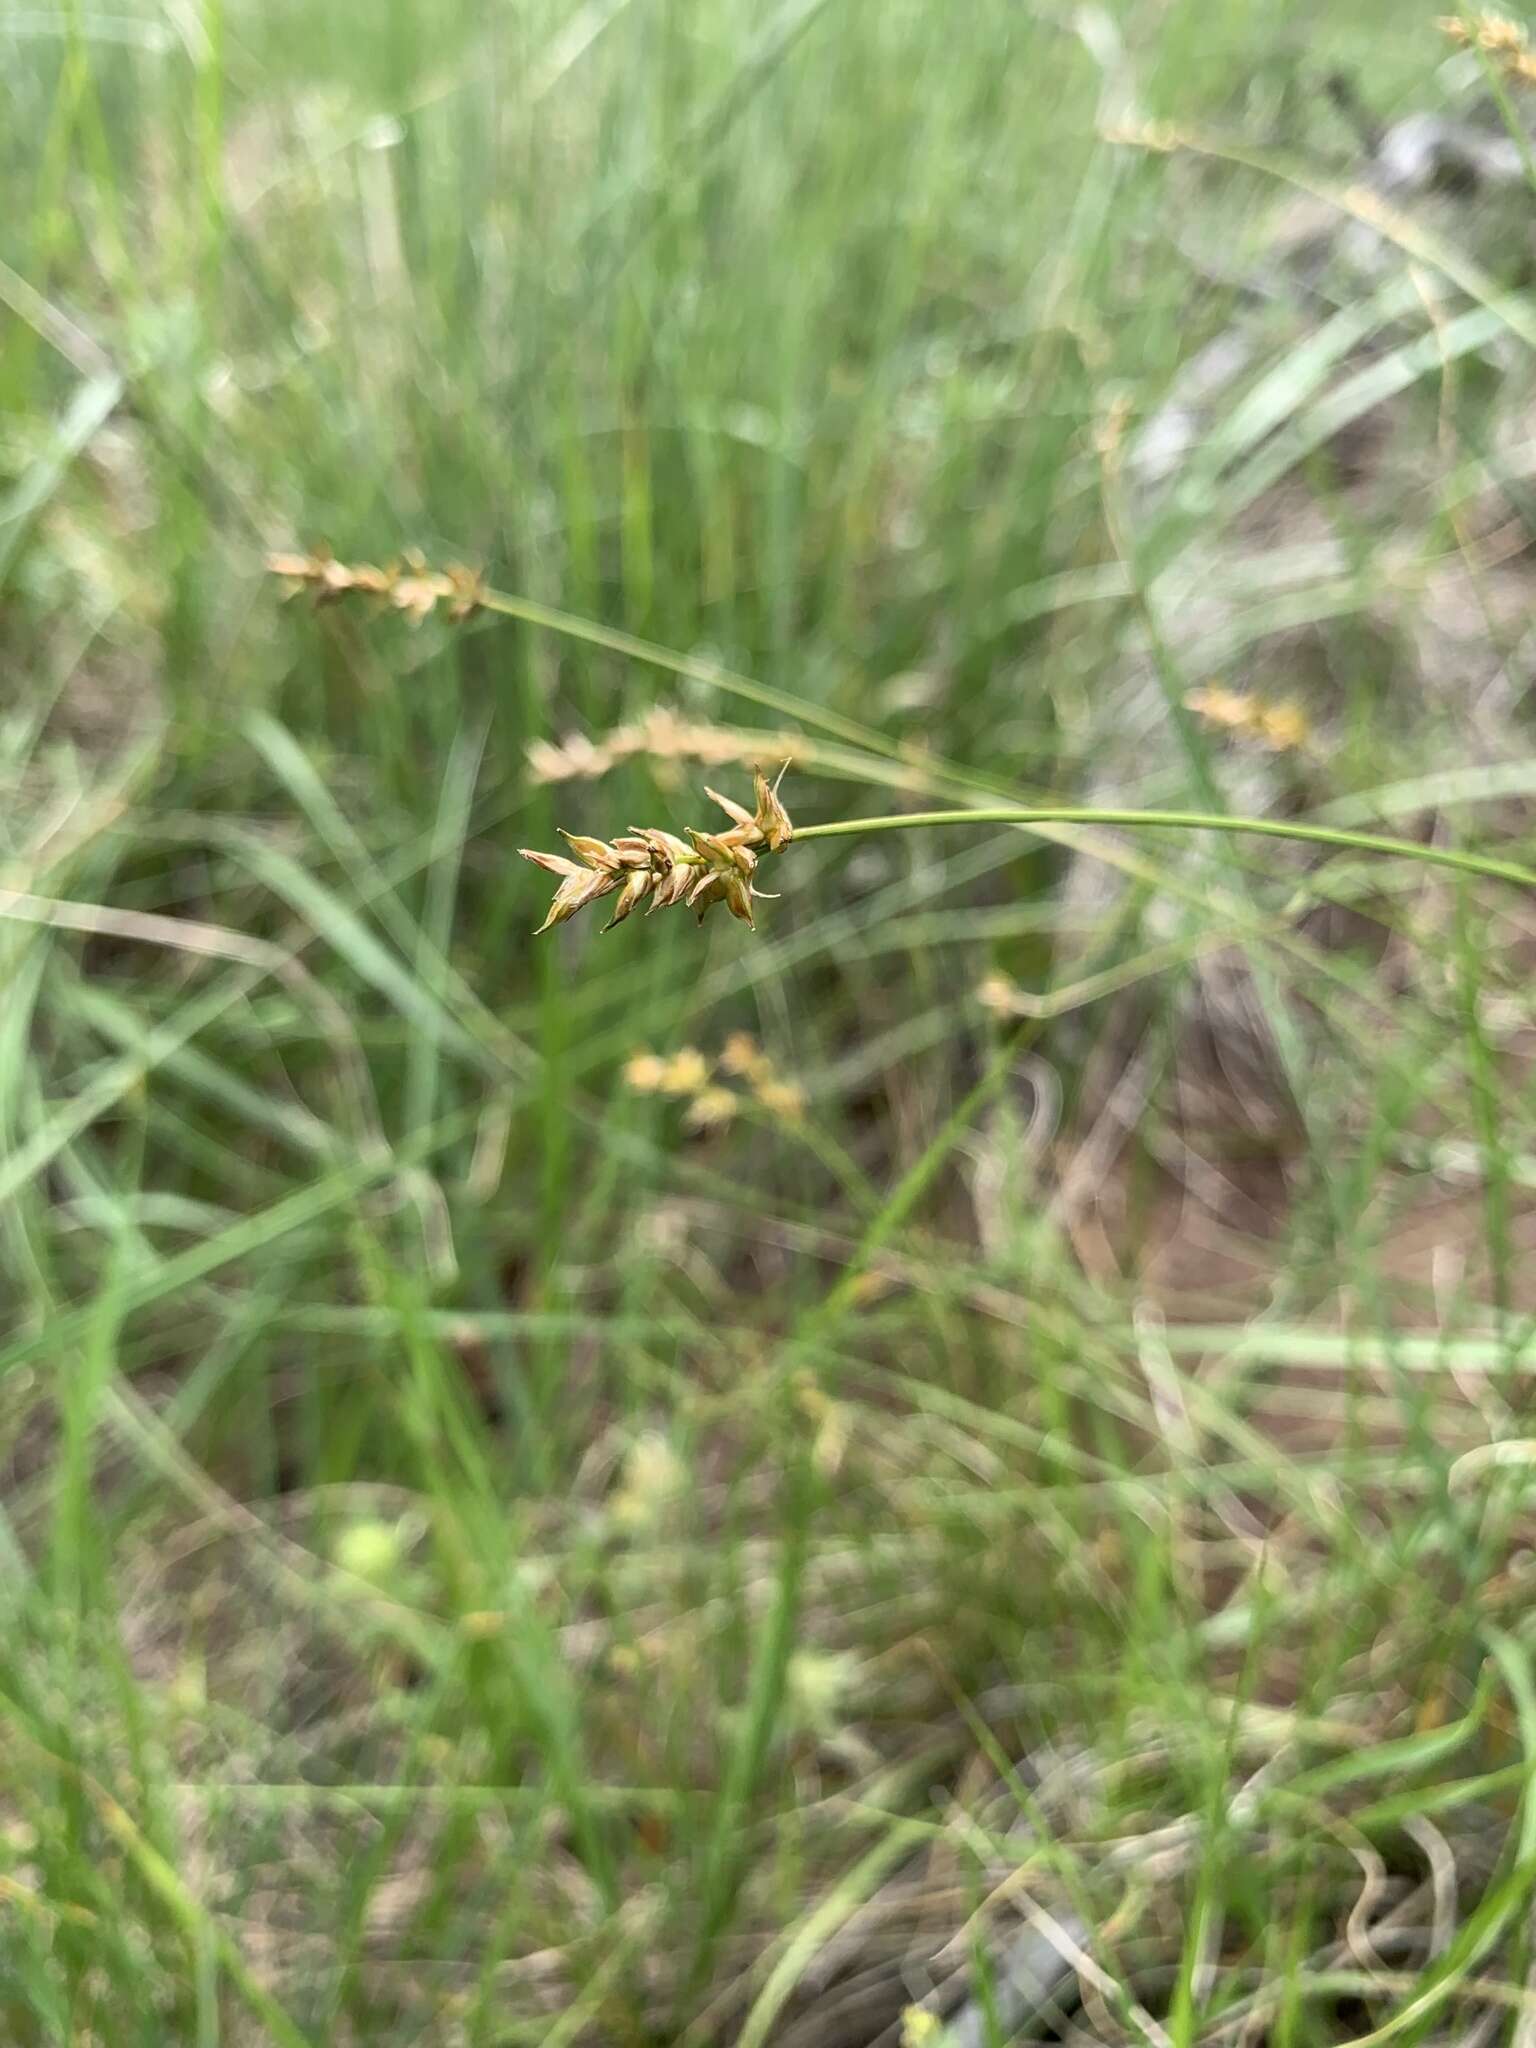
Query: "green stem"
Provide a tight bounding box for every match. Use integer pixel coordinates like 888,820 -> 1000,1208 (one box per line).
477,586 -> 886,756
793,808 -> 1536,892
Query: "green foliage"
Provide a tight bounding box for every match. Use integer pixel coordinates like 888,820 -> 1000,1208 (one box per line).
4,0 -> 1536,2041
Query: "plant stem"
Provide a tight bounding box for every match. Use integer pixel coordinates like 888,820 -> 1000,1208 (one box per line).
793,808 -> 1536,892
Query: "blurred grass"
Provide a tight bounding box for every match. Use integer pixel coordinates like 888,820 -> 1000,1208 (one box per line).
7,0 -> 1536,2042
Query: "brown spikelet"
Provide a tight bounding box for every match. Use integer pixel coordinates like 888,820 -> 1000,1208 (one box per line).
1436,11 -> 1535,77
265,546 -> 486,625
705,786 -> 755,831
1186,685 -> 1310,752
684,1086 -> 737,1130
525,711 -> 813,785
519,772 -> 794,937
1475,11 -> 1528,51
559,832 -> 623,872
719,1032 -> 771,1082
625,1032 -> 810,1130
602,869 -> 654,931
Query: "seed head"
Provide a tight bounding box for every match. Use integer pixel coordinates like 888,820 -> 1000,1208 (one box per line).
520,770 -> 794,937
753,1076 -> 806,1121
1186,685 -> 1309,752
1436,12 -> 1533,72
684,1085 -> 738,1129
624,1051 -> 669,1091
657,1048 -> 711,1095
266,545 -> 487,625
720,1031 -> 771,1081
1474,12 -> 1527,51
527,710 -> 811,786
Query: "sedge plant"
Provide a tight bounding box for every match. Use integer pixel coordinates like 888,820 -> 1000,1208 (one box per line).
272,550 -> 1536,928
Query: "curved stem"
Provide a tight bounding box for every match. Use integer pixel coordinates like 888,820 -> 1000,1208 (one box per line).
793,808 -> 1536,892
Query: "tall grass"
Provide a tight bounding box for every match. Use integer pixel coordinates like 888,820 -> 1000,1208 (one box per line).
5,1 -> 1536,2042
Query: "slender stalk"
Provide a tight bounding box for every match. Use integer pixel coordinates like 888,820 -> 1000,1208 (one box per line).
476,586 -> 889,756
793,808 -> 1536,892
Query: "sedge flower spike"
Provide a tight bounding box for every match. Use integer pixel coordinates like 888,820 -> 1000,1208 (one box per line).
266,546 -> 487,625
520,768 -> 793,936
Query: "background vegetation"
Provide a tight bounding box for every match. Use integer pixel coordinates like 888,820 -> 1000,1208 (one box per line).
6,1 -> 1536,2041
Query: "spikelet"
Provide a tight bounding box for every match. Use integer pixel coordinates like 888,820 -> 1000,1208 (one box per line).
1436,12 -> 1535,76
1186,685 -> 1309,752
266,546 -> 487,625
657,1049 -> 711,1096
624,1051 -> 669,1092
1435,11 -> 1526,52
719,1031 -> 772,1082
683,1086 -> 738,1130
626,1032 -> 808,1128
526,709 -> 812,785
752,1075 -> 806,1121
521,768 -> 793,936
